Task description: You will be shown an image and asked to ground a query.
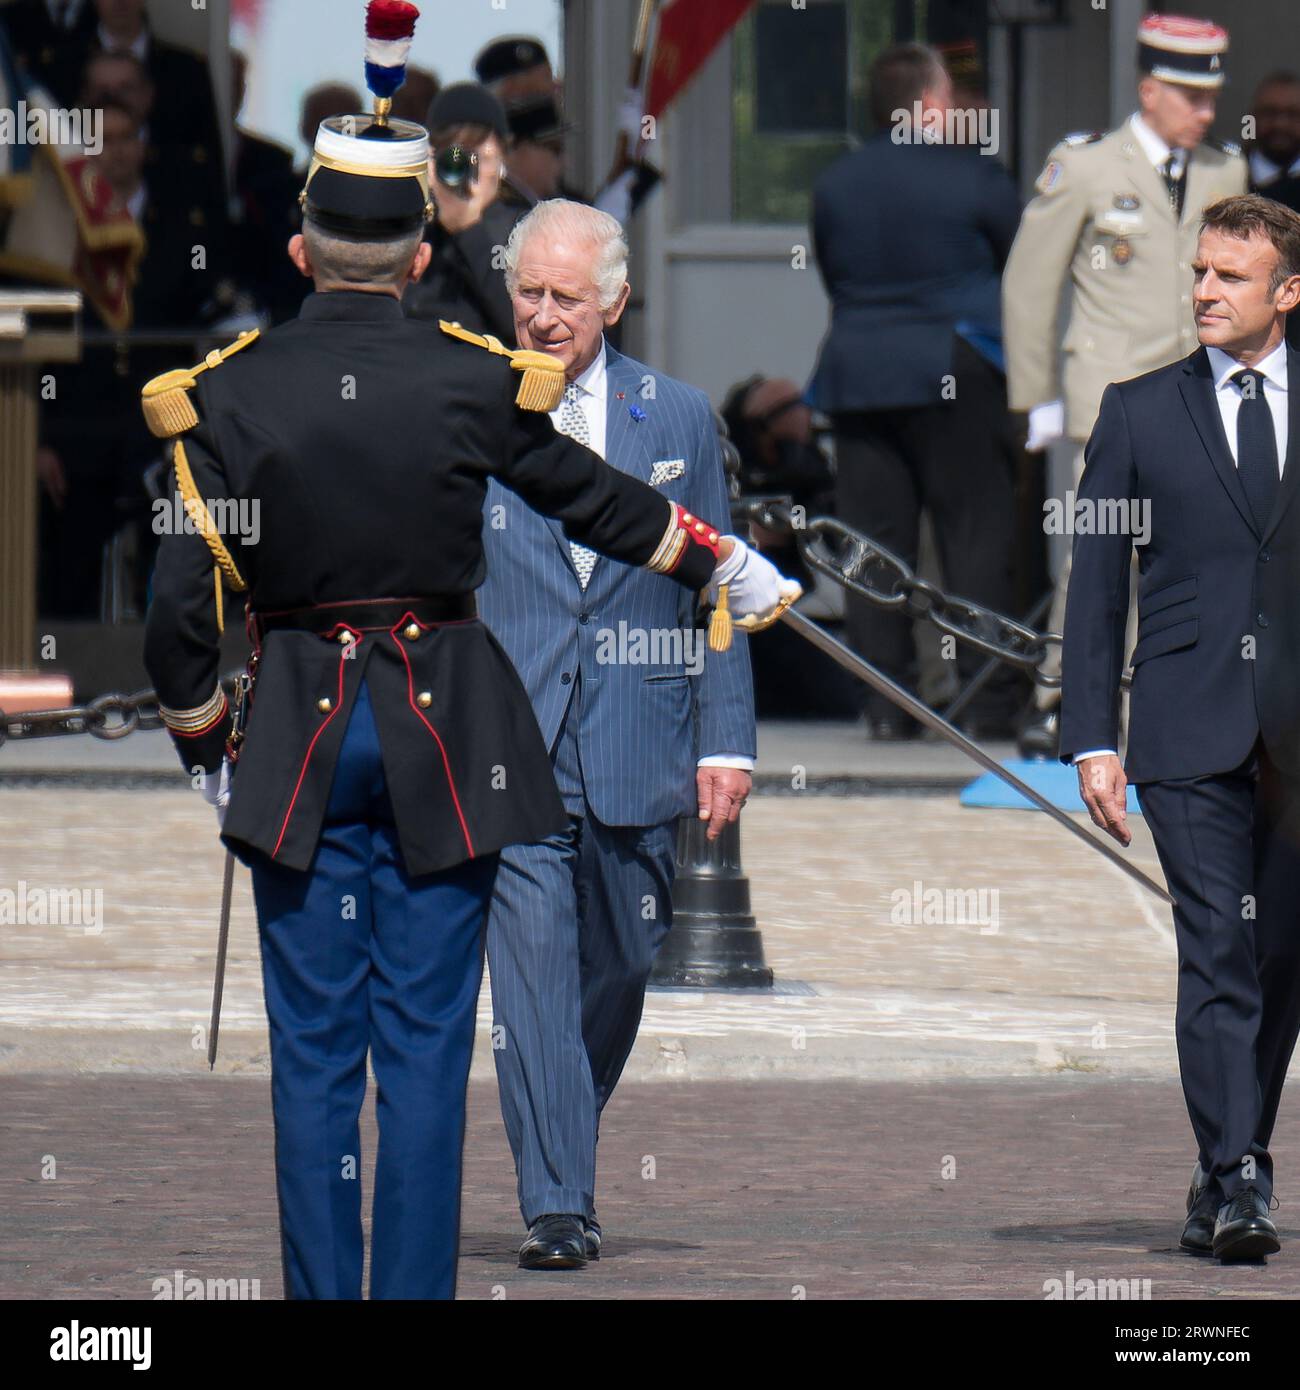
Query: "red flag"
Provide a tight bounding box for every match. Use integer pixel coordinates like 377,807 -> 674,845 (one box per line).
646,0 -> 757,119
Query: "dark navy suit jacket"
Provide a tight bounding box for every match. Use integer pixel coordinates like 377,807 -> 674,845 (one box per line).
1061,345 -> 1300,782
807,131 -> 1021,414
478,343 -> 756,828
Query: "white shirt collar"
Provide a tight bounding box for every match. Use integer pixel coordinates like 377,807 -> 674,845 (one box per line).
1129,112 -> 1180,171
1207,340 -> 1290,392
1250,149 -> 1300,186
567,340 -> 607,402
98,23 -> 149,63
47,0 -> 85,26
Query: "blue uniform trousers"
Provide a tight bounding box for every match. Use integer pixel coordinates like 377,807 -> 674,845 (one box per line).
248,677 -> 498,1299
486,673 -> 677,1224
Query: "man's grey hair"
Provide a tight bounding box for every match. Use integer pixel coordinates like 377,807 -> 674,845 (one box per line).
503,199 -> 629,310
302,217 -> 425,289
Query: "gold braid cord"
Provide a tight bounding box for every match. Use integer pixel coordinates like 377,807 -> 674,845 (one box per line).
171,437 -> 246,634
438,319 -> 567,412
141,332 -> 257,636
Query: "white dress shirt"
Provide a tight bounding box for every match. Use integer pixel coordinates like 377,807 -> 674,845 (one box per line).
1205,341 -> 1289,470
1128,112 -> 1187,181
1073,339 -> 1290,765
554,342 -> 753,775
550,341 -> 607,458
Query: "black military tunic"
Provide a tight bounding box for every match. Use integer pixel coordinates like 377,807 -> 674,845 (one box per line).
143,290 -> 719,876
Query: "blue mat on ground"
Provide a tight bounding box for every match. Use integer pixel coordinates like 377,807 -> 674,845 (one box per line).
959,758 -> 1142,815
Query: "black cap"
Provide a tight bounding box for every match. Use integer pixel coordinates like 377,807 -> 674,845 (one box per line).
301,115 -> 432,237
426,81 -> 508,141
474,35 -> 550,86
506,95 -> 570,145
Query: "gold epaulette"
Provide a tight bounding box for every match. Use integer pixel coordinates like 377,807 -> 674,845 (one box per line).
140,329 -> 260,439
438,319 -> 566,413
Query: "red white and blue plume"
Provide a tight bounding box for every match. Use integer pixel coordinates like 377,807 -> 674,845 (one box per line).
364,1 -> 420,102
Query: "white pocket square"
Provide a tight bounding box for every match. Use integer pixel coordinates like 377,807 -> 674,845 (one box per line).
650,458 -> 686,486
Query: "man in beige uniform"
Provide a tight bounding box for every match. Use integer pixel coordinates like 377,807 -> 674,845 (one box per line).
1003,13 -> 1246,755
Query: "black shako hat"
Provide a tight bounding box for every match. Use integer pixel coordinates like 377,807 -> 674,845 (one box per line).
299,1 -> 432,237
301,115 -> 432,236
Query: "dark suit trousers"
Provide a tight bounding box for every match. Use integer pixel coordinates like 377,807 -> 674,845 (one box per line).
832,363 -> 1021,723
1136,738 -> 1300,1202
487,675 -> 677,1224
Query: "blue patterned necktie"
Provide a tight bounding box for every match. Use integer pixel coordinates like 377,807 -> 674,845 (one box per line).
1232,368 -> 1280,532
558,382 -> 599,588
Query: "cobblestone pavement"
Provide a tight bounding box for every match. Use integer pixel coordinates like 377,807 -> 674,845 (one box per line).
2,1075 -> 1297,1301
0,788 -> 1178,1078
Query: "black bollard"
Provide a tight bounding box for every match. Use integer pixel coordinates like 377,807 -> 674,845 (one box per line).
651,816 -> 773,988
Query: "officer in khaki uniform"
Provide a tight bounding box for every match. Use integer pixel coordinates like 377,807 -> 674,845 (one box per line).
1003,14 -> 1247,753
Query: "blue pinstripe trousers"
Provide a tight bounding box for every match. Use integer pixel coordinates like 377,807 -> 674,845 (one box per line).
487,676 -> 677,1224
249,678 -> 499,1299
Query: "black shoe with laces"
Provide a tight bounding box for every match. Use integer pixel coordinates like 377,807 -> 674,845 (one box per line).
1212,1186 -> 1280,1262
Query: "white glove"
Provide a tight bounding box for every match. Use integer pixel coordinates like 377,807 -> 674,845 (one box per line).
707,537 -> 802,629
593,167 -> 635,225
198,759 -> 232,827
1026,399 -> 1065,453
617,87 -> 644,143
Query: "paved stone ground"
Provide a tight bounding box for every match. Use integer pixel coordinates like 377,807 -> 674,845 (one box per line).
2,1074 -> 1296,1301
0,788 -> 1179,1079
5,743 -> 1297,1306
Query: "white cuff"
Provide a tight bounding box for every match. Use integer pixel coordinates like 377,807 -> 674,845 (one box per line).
698,755 -> 755,771
1071,748 -> 1118,764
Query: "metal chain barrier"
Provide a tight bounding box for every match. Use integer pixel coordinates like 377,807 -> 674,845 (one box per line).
0,679 -> 238,749
0,499 -> 1114,745
738,496 -> 1130,694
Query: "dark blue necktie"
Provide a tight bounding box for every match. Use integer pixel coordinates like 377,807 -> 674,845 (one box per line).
1232,369 -> 1280,532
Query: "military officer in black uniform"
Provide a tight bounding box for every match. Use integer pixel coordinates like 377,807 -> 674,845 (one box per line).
140,83 -> 794,1300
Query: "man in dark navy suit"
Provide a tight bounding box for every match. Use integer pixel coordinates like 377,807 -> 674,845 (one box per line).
1061,194 -> 1300,1262
807,42 -> 1022,740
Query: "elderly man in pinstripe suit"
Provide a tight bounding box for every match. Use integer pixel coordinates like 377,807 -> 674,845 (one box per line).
478,200 -> 756,1269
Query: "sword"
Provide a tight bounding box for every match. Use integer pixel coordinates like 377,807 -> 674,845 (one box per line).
207,848 -> 235,1070
777,606 -> 1175,907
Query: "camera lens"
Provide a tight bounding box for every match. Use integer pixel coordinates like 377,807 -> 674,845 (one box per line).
435,145 -> 479,191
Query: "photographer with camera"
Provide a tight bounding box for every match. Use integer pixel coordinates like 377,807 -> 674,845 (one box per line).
403,82 -> 523,341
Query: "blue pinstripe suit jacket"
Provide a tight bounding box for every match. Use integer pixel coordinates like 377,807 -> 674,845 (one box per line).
478,343 -> 756,827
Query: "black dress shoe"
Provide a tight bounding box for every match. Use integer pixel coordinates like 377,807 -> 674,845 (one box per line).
584,1217 -> 602,1261
1181,1184 -> 1218,1254
1212,1187 -> 1280,1262
518,1213 -> 588,1270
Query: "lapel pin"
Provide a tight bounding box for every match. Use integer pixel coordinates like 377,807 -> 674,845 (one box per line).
628,404 -> 647,422
615,391 -> 626,400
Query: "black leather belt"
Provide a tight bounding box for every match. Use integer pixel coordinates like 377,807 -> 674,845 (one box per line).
254,594 -> 476,638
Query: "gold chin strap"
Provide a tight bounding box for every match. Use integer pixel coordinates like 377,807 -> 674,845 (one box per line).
438,320 -> 567,413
